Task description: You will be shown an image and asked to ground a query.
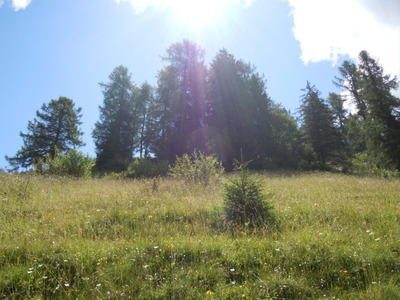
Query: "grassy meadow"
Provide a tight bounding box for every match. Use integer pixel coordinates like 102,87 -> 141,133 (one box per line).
1,172 -> 400,299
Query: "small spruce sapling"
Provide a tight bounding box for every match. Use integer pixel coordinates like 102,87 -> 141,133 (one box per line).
224,158 -> 273,230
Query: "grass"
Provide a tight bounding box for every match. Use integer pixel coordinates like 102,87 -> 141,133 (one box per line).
0,172 -> 399,299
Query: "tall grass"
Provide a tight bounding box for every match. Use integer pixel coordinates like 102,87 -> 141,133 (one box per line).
1,172 -> 399,299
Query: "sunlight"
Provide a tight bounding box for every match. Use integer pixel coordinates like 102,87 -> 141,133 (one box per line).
170,0 -> 229,28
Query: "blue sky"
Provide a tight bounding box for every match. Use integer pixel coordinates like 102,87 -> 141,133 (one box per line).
1,0 -> 399,169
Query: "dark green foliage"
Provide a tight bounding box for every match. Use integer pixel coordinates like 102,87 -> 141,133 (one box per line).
298,142 -> 319,170
9,42 -> 400,176
334,60 -> 366,120
223,159 -> 273,229
270,105 -> 301,169
349,152 -> 380,176
137,82 -> 156,158
345,114 -> 366,154
335,51 -> 400,170
208,49 -> 276,170
125,157 -> 169,178
168,150 -> 224,185
298,82 -> 346,169
358,51 -> 400,169
6,97 -> 84,169
33,148 -> 94,178
328,92 -> 347,136
90,42 -> 301,172
11,42 -> 400,176
92,66 -> 139,171
152,40 -> 209,162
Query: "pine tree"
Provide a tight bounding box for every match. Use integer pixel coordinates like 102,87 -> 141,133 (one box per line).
6,96 -> 84,169
92,66 -> 139,171
137,82 -> 155,158
328,92 -> 347,136
298,82 -> 344,168
358,51 -> 400,169
152,40 -> 209,162
208,49 -> 275,169
334,61 -> 366,120
270,104 -> 300,169
335,51 -> 400,169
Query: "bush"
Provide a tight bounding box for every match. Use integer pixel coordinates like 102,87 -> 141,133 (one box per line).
379,168 -> 400,178
168,151 -> 224,185
349,152 -> 400,178
125,158 -> 169,178
349,152 -> 375,175
103,157 -> 133,173
34,149 -> 94,178
224,159 -> 273,229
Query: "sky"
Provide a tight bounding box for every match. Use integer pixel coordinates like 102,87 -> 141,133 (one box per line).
1,0 -> 399,170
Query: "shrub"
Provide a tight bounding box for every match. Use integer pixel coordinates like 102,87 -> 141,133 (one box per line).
102,157 -> 131,173
168,151 -> 224,185
223,159 -> 273,229
348,153 -> 400,178
349,152 -> 375,175
34,148 -> 94,178
125,158 -> 169,178
379,168 -> 400,178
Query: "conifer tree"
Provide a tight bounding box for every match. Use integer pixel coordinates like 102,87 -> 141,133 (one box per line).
152,40 -> 209,162
298,82 -> 344,168
357,51 -> 400,169
335,51 -> 400,169
6,96 -> 84,169
208,49 -> 275,169
137,82 -> 155,158
92,66 -> 139,171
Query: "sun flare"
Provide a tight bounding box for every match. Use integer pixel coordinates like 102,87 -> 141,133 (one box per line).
170,0 -> 229,27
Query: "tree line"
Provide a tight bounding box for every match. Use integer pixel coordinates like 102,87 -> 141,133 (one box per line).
6,40 -> 400,175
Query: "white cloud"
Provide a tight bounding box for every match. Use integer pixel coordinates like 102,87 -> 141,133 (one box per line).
286,0 -> 400,87
358,0 -> 400,30
0,0 -> 32,10
12,0 -> 31,10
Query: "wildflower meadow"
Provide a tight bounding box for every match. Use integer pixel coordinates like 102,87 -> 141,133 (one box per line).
1,172 -> 399,299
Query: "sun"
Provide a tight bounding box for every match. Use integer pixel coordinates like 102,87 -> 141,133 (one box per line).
170,0 -> 229,28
